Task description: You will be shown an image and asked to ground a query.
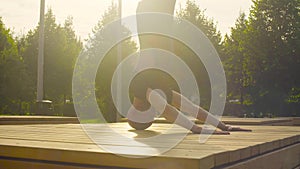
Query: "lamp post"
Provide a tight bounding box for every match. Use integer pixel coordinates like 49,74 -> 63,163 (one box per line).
36,0 -> 53,115
37,0 -> 45,103
35,0 -> 45,115
116,0 -> 122,121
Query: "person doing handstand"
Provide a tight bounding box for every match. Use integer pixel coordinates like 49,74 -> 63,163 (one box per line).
127,0 -> 251,134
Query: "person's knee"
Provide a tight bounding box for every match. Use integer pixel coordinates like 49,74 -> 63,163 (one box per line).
146,88 -> 167,113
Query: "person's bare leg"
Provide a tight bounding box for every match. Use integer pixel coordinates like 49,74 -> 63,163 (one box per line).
146,88 -> 229,134
171,90 -> 252,131
171,90 -> 227,130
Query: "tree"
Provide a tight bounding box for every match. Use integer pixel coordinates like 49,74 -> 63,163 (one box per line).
84,3 -> 137,122
175,0 -> 223,109
21,9 -> 82,105
222,13 -> 253,115
222,0 -> 300,116
0,17 -> 31,114
246,0 -> 300,115
177,0 -> 222,50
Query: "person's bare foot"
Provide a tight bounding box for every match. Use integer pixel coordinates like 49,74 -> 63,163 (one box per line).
191,126 -> 230,135
224,125 -> 252,132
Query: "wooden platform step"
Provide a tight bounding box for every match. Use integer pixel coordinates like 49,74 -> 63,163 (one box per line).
0,123 -> 299,169
0,116 -> 79,125
121,117 -> 296,126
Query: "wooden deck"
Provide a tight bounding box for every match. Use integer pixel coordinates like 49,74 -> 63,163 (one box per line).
2,116 -> 298,126
0,122 -> 299,169
121,117 -> 300,126
0,116 -> 79,125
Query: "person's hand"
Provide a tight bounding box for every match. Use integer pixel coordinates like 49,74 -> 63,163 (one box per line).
211,130 -> 230,135
192,127 -> 230,135
224,125 -> 252,132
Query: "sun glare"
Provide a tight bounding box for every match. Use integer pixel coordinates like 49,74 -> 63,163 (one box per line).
0,0 -> 252,39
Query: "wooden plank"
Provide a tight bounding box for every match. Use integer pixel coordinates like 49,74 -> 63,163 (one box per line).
0,141 -> 201,169
2,122 -> 300,133
219,117 -> 293,126
1,124 -> 299,150
214,151 -> 230,166
221,143 -> 300,169
2,124 -> 300,136
0,132 -> 265,150
0,120 -> 79,125
0,125 -> 299,154
0,128 -> 297,158
0,116 -> 79,125
0,123 -> 299,169
0,137 -> 219,161
0,115 -> 295,126
228,150 -> 241,163
121,117 -> 294,126
293,117 -> 300,126
0,158 -> 118,169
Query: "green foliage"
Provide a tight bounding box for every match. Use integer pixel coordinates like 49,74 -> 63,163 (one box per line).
177,0 -> 222,49
222,13 -> 252,108
21,9 -> 83,104
84,4 -> 137,122
0,0 -> 299,117
0,17 -> 31,114
175,0 -> 223,109
287,88 -> 300,103
222,0 -> 300,116
0,9 -> 82,115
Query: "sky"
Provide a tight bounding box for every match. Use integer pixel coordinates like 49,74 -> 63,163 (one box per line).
0,0 -> 253,40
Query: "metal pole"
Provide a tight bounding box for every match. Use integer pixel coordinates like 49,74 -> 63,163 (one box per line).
116,0 -> 122,122
37,0 -> 45,102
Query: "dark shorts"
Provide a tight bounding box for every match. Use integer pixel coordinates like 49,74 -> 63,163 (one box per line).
137,0 -> 176,14
131,0 -> 178,107
129,69 -> 179,105
136,0 -> 176,50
